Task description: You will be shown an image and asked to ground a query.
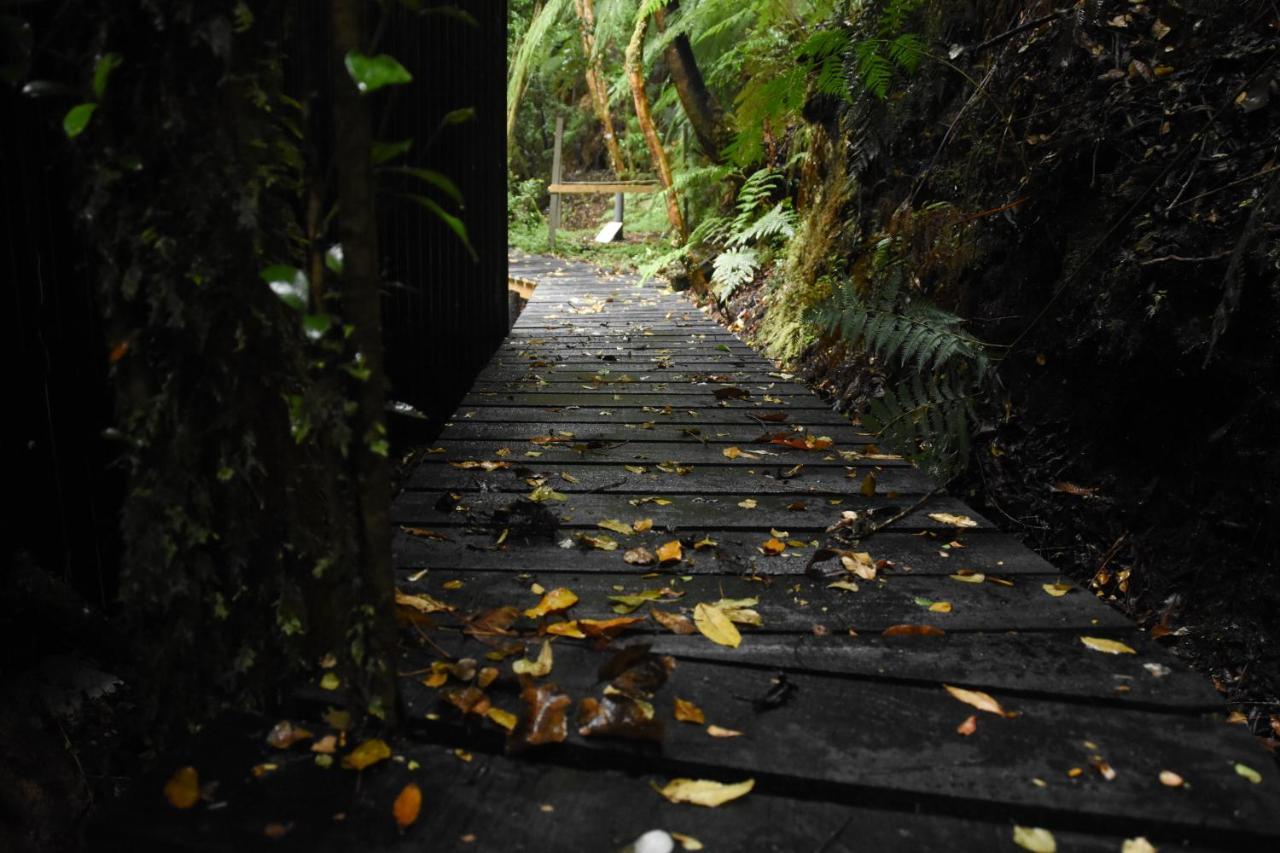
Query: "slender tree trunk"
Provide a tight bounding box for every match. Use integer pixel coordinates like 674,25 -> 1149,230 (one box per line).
654,3 -> 725,162
574,0 -> 627,177
625,11 -> 686,242
329,0 -> 398,724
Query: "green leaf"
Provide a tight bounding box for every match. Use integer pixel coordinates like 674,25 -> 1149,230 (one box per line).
402,193 -> 476,260
92,52 -> 123,100
371,138 -> 413,164
344,51 -> 412,94
303,313 -> 332,340
325,244 -> 344,275
62,103 -> 97,138
386,166 -> 464,207
261,264 -> 309,311
442,107 -> 476,125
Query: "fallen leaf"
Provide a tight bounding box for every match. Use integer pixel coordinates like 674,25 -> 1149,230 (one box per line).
577,694 -> 663,741
545,620 -> 586,638
311,734 -> 337,754
674,698 -> 705,724
624,547 -> 656,565
578,532 -> 620,551
944,684 -> 1015,718
738,499 -> 758,509
319,672 -> 341,690
1080,636 -> 1136,655
465,606 -> 520,639
928,512 -> 979,528
692,536 -> 717,550
671,832 -> 704,851
1235,763 -> 1262,784
512,640 -> 554,677
654,777 -> 754,807
266,720 -> 313,749
651,608 -> 697,635
1121,838 -> 1156,853
882,624 -> 945,637
163,766 -> 200,809
440,686 -> 492,717
633,518 -> 653,532
656,540 -> 683,563
956,715 -> 978,736
400,527 -> 449,541
950,570 -> 985,584
508,682 -> 572,751
486,707 -> 518,731
395,589 -> 452,614
1051,482 -> 1097,497
841,552 -> 877,580
597,518 -> 634,535
528,484 -> 568,503
860,471 -> 877,497
1042,583 -> 1072,597
710,597 -> 761,626
393,782 -> 422,830
1012,826 -> 1056,852
827,580 -> 860,592
342,739 -> 392,770
624,464 -> 648,474
525,588 -> 579,619
694,603 -> 741,648
1158,769 -> 1184,787
706,725 -> 743,738
758,538 -> 786,556
722,447 -> 743,459
579,616 -> 647,640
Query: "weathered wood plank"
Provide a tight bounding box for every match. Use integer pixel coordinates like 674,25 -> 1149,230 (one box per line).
442,407 -> 856,426
415,439 -> 910,469
433,420 -> 870,445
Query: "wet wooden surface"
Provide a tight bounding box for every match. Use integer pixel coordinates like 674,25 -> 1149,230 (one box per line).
377,253 -> 1280,850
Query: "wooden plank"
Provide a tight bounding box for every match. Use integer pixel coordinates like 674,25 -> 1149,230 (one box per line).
390,490 -> 989,531
440,407 -> 857,426
398,646 -> 1280,842
396,568 -> 1129,633
416,439 -> 909,468
392,529 -> 1058,577
548,181 -> 660,193
459,393 -> 832,409
433,420 -> 869,444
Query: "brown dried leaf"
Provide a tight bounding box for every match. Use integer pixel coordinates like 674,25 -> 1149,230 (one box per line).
881,624 -> 946,637
651,608 -> 697,635
508,682 -> 572,751
674,698 -> 705,724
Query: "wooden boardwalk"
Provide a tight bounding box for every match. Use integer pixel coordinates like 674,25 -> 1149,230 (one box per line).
386,253 -> 1280,851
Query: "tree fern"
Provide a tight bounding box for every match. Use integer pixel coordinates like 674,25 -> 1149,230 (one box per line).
712,248 -> 759,301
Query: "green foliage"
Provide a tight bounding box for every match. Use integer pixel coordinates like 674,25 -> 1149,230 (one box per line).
343,50 -> 413,93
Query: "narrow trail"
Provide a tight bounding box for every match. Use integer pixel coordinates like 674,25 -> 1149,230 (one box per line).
387,253 -> 1280,850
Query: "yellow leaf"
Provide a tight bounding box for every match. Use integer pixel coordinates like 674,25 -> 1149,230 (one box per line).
633,518 -> 653,532
706,725 -> 743,738
1235,763 -> 1262,784
694,603 -> 741,648
1012,826 -> 1056,852
841,552 -> 877,580
545,621 -> 586,639
674,698 -> 705,724
722,446 -> 742,459
1158,769 -> 1184,787
656,540 -> 683,563
393,782 -> 422,830
525,588 -> 578,619
929,601 -> 953,613
929,512 -> 979,528
693,536 -> 717,550
1080,636 -> 1136,655
528,484 -> 567,502
163,766 -> 200,809
950,571 -> 986,584
597,518 -> 634,535
578,532 -> 620,551
319,672 -> 341,690
738,499 -> 757,509
827,580 -> 859,592
944,684 -> 1013,717
512,640 -> 553,677
1042,583 -> 1072,597
486,707 -> 518,731
671,832 -> 704,851
758,538 -> 786,556
624,465 -> 647,474
1121,838 -> 1156,853
342,738 -> 392,771
394,590 -> 452,614
654,777 -> 754,807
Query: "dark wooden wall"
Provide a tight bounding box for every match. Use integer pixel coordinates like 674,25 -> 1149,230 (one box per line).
379,1 -> 509,433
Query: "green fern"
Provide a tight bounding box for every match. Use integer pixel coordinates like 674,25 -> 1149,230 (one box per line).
712,248 -> 759,301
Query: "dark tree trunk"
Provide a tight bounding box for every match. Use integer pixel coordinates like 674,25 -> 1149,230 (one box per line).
655,3 -> 726,162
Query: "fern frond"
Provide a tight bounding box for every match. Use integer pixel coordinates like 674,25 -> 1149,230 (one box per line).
711,248 -> 759,302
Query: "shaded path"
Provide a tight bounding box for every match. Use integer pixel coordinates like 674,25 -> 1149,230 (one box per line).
388,253 -> 1279,850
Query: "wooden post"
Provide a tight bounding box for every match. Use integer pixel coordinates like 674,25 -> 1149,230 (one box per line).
548,115 -> 564,250
614,191 -> 624,238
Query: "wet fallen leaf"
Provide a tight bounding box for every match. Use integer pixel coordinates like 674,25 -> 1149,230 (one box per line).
395,589 -> 452,614
477,667 -> 499,688
841,552 -> 877,580
342,738 -> 392,770
508,682 -> 572,751
956,715 -> 978,736
1235,763 -> 1262,784
694,603 -> 741,648
1013,826 -> 1056,852
654,777 -> 754,807
579,532 -> 620,551
577,694 -> 663,741
525,588 -> 578,619
465,606 -> 520,639
266,720 -> 313,749
163,766 -> 200,809
882,624 -> 946,637
1158,769 -> 1184,787
320,672 -> 341,690
651,608 -> 697,635
738,499 -> 758,509
1080,636 -> 1136,655
722,446 -> 743,459
706,725 -> 743,738
624,547 -> 656,565
671,832 -> 704,851
710,597 -> 762,626
674,698 -> 705,724
692,536 -> 717,549
400,527 -> 449,541
486,707 -> 517,731
713,386 -> 750,401
950,570 -> 985,584
656,540 -> 683,563
580,616 -> 647,640
440,686 -> 491,717
311,734 -> 337,754
393,782 -> 422,830
633,518 -> 654,532
624,465 -> 648,474
512,640 -> 554,677
545,620 -> 586,638
1121,838 -> 1156,853
1042,583 -> 1072,597
827,580 -> 859,592
597,518 -> 634,535
528,484 -> 568,502
860,471 -> 877,497
928,512 -> 979,528
759,538 -> 786,556
944,684 -> 1015,718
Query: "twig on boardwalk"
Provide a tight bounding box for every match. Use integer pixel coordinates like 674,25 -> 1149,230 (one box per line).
858,488 -> 944,540
589,478 -> 628,493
